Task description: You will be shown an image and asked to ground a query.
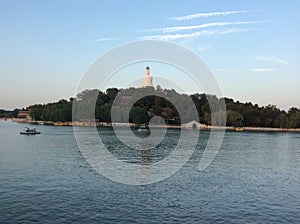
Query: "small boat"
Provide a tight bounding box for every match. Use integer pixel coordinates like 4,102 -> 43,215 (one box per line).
54,122 -> 63,126
235,127 -> 244,132
20,128 -> 41,135
137,124 -> 150,132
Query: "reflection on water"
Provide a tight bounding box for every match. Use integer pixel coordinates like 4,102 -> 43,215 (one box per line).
102,127 -> 181,164
0,120 -> 299,223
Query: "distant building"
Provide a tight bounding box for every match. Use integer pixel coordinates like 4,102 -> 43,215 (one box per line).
17,110 -> 31,120
142,66 -> 153,88
181,120 -> 207,130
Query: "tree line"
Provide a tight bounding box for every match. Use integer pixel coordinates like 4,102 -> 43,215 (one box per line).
1,87 -> 299,128
0,109 -> 19,118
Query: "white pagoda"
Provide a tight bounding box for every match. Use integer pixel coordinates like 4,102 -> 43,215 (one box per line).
141,66 -> 153,88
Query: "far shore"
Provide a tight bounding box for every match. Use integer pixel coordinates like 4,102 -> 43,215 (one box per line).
2,118 -> 300,133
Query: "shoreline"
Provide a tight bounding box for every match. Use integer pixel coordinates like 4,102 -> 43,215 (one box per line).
3,118 -> 300,133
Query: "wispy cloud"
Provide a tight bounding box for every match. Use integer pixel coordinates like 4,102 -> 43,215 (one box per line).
255,55 -> 288,65
213,68 -> 276,72
252,68 -> 276,72
93,37 -> 119,42
198,43 -> 212,52
140,28 -> 247,41
213,68 -> 238,72
170,10 -> 248,21
143,21 -> 269,33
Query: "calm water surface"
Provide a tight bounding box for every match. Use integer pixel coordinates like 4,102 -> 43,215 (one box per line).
0,120 -> 299,223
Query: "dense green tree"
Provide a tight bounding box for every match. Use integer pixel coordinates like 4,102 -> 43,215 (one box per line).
287,108 -> 300,128
28,104 -> 45,121
274,113 -> 288,128
98,103 -> 112,122
106,88 -> 119,104
0,109 -> 19,118
129,106 -> 147,124
227,110 -> 244,127
204,112 -> 211,125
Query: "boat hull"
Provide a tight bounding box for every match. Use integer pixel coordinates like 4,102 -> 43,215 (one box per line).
20,131 -> 41,135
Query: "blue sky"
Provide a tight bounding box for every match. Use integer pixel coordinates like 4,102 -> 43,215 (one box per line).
1,0 -> 299,110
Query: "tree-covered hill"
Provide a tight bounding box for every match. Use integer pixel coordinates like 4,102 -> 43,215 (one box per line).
2,87 -> 300,128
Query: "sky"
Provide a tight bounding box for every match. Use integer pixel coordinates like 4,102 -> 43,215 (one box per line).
0,0 -> 299,111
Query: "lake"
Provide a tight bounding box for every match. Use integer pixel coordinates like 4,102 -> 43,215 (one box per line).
0,120 -> 299,223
